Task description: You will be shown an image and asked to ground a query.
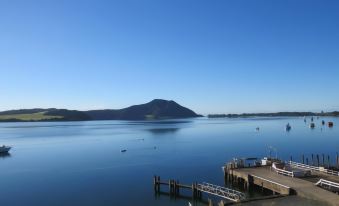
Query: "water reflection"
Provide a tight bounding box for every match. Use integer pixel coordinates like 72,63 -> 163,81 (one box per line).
0,153 -> 11,159
130,120 -> 192,125
0,118 -> 338,206
147,128 -> 180,134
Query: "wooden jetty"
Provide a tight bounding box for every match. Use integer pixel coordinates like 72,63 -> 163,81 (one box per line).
153,176 -> 203,199
224,160 -> 339,206
224,165 -> 292,195
153,176 -> 245,202
153,156 -> 339,205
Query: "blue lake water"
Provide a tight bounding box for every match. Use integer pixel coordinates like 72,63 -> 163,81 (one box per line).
0,117 -> 338,206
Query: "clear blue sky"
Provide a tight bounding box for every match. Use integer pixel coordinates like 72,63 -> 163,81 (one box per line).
1,0 -> 338,114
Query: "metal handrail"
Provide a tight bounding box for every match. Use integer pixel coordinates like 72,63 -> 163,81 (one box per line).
289,161 -> 339,176
315,179 -> 339,189
197,182 -> 245,202
272,163 -> 294,177
251,175 -> 290,189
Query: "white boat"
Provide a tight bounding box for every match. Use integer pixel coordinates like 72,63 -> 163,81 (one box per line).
0,145 -> 11,153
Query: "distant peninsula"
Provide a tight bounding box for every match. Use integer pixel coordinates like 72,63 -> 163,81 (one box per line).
0,99 -> 202,122
208,111 -> 339,118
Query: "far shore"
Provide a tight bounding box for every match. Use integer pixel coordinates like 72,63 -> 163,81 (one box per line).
208,111 -> 339,118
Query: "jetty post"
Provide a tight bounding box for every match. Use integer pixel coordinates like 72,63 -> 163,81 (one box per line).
302,154 -> 305,164
192,183 -> 196,199
153,175 -> 159,193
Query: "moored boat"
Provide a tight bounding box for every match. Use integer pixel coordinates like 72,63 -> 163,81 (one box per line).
328,122 -> 334,127
309,123 -> 315,129
0,145 -> 11,153
285,123 -> 291,131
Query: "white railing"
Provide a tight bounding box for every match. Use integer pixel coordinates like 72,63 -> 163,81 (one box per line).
315,179 -> 339,191
272,163 -> 294,177
289,161 -> 339,176
197,182 -> 245,202
251,175 -> 290,189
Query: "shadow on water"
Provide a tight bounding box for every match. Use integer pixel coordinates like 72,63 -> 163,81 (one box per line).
155,191 -> 209,206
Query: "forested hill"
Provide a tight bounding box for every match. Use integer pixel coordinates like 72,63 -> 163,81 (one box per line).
0,99 -> 201,122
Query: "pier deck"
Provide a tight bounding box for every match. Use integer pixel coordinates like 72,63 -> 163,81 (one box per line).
229,166 -> 339,205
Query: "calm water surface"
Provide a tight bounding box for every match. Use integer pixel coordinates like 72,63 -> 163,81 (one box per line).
0,117 -> 338,206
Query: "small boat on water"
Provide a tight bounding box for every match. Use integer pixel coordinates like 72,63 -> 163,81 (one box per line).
285,123 -> 291,131
0,145 -> 11,153
328,122 -> 334,127
322,120 -> 325,125
309,123 -> 315,129
120,149 -> 127,153
256,127 -> 260,131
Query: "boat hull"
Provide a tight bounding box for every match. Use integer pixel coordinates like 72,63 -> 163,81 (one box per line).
0,146 -> 11,153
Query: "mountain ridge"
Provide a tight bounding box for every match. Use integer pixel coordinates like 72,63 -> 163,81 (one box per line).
0,99 -> 202,122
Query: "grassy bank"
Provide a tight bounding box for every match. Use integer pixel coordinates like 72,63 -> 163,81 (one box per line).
0,112 -> 63,121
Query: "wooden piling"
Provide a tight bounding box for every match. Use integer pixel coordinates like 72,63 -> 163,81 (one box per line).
317,154 -> 320,167
327,155 -> 330,169
169,180 -> 173,196
302,154 -> 305,164
155,176 -> 158,192
153,175 -> 160,193
176,180 -> 180,196
322,154 -> 325,166
208,198 -> 213,206
261,182 -> 264,193
312,154 -> 314,166
157,176 -> 160,191
192,183 -> 195,198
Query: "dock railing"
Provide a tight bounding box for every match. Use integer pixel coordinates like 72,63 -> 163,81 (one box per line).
251,175 -> 291,189
315,179 -> 339,191
289,161 -> 339,176
272,163 -> 294,177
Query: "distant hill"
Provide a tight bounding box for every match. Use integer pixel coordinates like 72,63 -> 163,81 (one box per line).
85,99 -> 202,120
0,99 -> 201,122
0,109 -> 92,122
208,111 -> 339,118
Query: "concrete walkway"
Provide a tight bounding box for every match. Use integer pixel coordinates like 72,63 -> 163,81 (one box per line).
233,166 -> 339,206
